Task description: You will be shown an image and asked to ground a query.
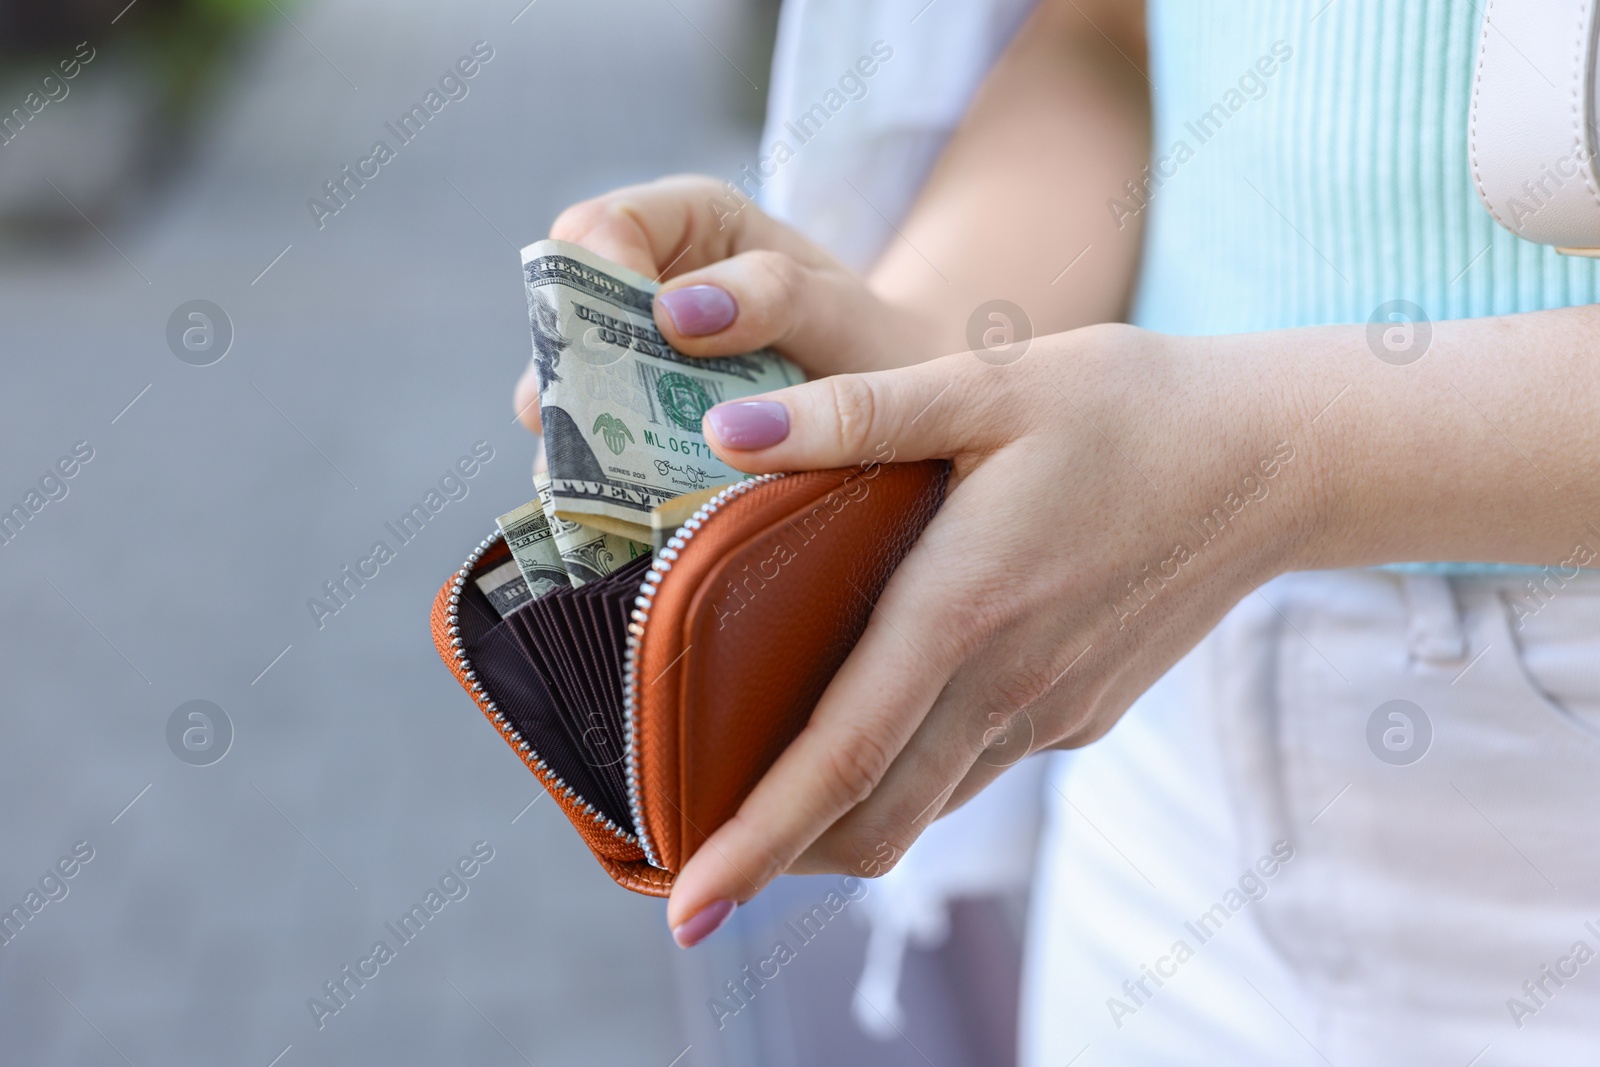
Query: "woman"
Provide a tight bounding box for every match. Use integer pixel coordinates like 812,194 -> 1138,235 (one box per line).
518,1 -> 1600,1061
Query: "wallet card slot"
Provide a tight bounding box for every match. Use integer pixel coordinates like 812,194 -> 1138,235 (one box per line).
449,542 -> 656,851
594,577 -> 636,714
580,557 -> 656,827
457,590 -> 631,831
548,555 -> 652,813
546,592 -> 632,808
545,593 -> 609,731
521,594 -> 631,820
578,593 -> 624,735
579,589 -> 634,772
552,594 -> 628,781
595,555 -> 653,719
503,612 -> 579,731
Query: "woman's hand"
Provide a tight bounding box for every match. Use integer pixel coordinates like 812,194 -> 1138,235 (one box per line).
514,175 -> 941,431
666,322 -> 1327,945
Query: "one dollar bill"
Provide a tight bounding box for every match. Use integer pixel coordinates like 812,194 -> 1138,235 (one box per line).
474,559 -> 533,618
520,238 -> 804,544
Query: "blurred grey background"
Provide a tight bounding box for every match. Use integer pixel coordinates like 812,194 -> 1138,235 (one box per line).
0,0 -> 1024,1064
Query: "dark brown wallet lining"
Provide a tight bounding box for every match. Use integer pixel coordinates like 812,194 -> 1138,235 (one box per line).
458,554 -> 652,831
542,592 -> 630,806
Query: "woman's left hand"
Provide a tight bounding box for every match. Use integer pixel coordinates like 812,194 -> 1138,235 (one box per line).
666,321 -> 1328,943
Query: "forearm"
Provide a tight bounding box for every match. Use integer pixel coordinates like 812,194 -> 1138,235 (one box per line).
870,0 -> 1151,354
1259,306 -> 1600,570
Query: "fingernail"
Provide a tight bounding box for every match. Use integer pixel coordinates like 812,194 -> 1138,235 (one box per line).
706,401 -> 789,450
658,285 -> 737,336
672,899 -> 735,948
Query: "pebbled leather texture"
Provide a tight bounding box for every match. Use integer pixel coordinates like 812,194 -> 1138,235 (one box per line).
635,460 -> 948,874
432,460 -> 948,895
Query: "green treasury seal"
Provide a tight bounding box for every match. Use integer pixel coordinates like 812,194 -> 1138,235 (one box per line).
656,371 -> 715,433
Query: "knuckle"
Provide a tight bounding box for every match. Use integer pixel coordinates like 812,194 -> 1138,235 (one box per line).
820,374 -> 880,457
550,198 -> 601,238
974,702 -> 1038,766
1054,701 -> 1118,750
857,847 -> 901,878
712,811 -> 789,884
949,594 -> 1014,656
991,664 -> 1055,716
661,173 -> 746,230
736,250 -> 804,334
742,249 -> 803,299
816,726 -> 893,810
667,172 -> 730,197
797,832 -> 854,875
807,824 -> 907,879
843,820 -> 917,879
551,195 -> 653,246
553,175 -> 739,245
548,197 -> 608,241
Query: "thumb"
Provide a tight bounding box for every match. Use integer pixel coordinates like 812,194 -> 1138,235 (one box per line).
701,354 -> 1009,472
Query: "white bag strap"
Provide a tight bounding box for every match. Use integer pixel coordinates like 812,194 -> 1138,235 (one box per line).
1470,0 -> 1600,255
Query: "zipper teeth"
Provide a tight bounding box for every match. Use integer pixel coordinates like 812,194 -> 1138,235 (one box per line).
623,473 -> 788,870
447,532 -> 638,845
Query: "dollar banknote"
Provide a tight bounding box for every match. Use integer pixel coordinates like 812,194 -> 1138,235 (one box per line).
473,559 -> 533,618
495,499 -> 573,600
648,485 -> 722,553
535,470 -> 648,587
520,238 -> 805,544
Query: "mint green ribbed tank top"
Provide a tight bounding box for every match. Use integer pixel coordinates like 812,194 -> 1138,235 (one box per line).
1134,0 -> 1598,572
1135,0 -> 1600,333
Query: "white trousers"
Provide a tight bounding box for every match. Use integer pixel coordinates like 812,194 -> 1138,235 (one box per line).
1022,568 -> 1600,1066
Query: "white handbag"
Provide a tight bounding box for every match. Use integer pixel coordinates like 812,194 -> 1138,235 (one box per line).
1471,0 -> 1600,254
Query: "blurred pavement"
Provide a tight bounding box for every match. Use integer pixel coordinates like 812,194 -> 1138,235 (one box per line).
0,0 -> 768,1063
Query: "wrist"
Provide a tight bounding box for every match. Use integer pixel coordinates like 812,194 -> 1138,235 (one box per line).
1186,326 -> 1348,582
1054,325 -> 1328,596
1271,318 -> 1507,572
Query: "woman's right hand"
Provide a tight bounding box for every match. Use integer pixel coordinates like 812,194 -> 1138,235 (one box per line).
514,175 -> 940,433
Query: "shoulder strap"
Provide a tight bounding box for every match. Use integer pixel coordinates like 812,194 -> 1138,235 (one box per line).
1470,0 -> 1600,255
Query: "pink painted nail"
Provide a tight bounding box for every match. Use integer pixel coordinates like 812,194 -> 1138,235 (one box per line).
672,899 -> 735,948
705,401 -> 789,450
658,285 -> 737,336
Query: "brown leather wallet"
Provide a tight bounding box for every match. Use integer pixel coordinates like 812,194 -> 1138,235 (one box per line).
431,460 -> 947,895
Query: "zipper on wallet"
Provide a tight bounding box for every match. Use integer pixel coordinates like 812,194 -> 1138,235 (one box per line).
622,473 -> 787,870
449,473 -> 789,865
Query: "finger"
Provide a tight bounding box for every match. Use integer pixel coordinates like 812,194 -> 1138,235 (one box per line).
664,546 -> 964,933
524,175 -> 839,435
939,678 -> 1110,816
805,646 -> 1060,873
513,363 -> 542,433
521,175 -> 736,434
664,454 -> 1043,929
700,355 -> 1015,469
789,688 -> 982,878
939,758 -> 1013,822
791,473 -> 1063,874
653,250 -> 927,376
550,174 -> 832,280
793,669 -> 1020,876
